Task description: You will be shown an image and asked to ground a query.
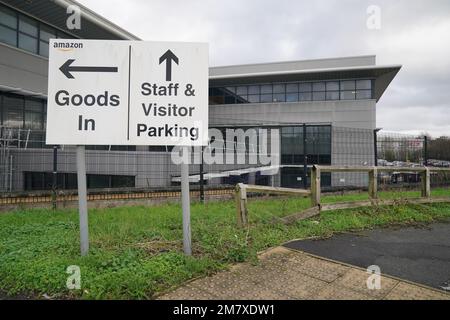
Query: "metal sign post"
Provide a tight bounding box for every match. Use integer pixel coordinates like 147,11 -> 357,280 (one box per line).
199,146 -> 205,203
46,39 -> 208,256
76,145 -> 89,256
181,146 -> 192,256
52,145 -> 58,210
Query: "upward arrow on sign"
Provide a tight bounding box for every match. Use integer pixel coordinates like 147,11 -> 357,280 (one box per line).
159,50 -> 179,81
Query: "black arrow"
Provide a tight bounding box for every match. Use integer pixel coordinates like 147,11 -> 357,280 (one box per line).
159,50 -> 179,81
59,59 -> 118,79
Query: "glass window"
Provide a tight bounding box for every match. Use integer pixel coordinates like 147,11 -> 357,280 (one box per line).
224,94 -> 235,104
209,95 -> 224,105
25,130 -> 44,148
235,86 -> 247,102
39,41 -> 49,57
24,112 -> 42,130
248,85 -> 259,94
273,93 -> 286,102
286,83 -> 298,93
40,25 -> 56,42
260,94 -> 272,103
326,81 -> 339,91
306,126 -> 331,165
25,99 -> 42,112
236,86 -> 247,95
286,93 -> 298,102
340,91 -> 355,100
261,85 -> 272,94
299,92 -> 312,101
0,5 -> 17,28
210,87 -> 224,96
225,86 -> 235,94
236,95 -> 247,104
356,90 -> 372,100
111,176 -> 135,188
0,7 -> 76,57
209,88 -> 225,104
24,172 -> 43,190
273,84 -> 285,93
326,91 -> 339,100
19,15 -> 38,37
340,80 -> 355,90
207,79 -> 374,105
65,173 -> 78,190
281,126 -> 304,166
248,95 -> 260,103
18,33 -> 38,53
88,175 -> 110,189
3,95 -> 24,128
43,102 -> 47,128
313,91 -> 326,101
280,167 -> 307,187
0,25 -> 17,46
313,82 -> 326,92
356,79 -> 372,90
299,83 -> 312,92
281,126 -> 293,135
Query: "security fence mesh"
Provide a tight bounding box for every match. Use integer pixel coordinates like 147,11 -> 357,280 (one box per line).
0,125 -> 449,201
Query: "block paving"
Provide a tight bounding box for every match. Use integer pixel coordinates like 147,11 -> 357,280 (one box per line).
158,247 -> 450,300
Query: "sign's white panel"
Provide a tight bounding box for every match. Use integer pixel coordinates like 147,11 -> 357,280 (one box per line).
46,39 -> 209,146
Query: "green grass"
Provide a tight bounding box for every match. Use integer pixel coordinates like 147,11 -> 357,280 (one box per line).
1,188 -> 450,299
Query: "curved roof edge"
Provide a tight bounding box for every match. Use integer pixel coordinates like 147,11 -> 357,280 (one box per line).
209,56 -> 401,103
0,0 -> 140,40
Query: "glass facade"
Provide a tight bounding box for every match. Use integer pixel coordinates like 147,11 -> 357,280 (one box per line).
0,92 -> 46,148
0,93 -> 46,129
209,79 -> 374,105
24,172 -> 135,191
281,125 -> 332,188
0,3 -> 74,57
281,125 -> 331,165
211,125 -> 332,188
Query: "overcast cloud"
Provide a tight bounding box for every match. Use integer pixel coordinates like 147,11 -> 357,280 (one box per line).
77,0 -> 450,137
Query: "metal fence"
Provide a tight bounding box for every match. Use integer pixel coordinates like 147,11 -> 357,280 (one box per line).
377,131 -> 425,165
0,125 -> 449,200
376,131 -> 450,191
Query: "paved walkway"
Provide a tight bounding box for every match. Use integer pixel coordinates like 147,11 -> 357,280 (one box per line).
158,247 -> 450,300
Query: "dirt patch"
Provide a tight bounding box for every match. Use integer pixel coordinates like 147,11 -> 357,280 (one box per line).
0,289 -> 36,300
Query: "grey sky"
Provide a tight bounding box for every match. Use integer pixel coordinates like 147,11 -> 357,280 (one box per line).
77,0 -> 450,137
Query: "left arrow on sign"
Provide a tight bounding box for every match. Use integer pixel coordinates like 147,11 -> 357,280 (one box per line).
59,59 -> 118,79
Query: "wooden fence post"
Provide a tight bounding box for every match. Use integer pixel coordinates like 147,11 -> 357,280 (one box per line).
421,168 -> 431,198
311,166 -> 321,208
235,183 -> 248,227
368,167 -> 378,199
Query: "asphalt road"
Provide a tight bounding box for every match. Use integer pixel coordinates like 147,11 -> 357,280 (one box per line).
284,222 -> 450,290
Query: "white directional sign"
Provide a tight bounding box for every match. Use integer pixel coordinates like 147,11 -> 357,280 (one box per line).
46,39 -> 208,146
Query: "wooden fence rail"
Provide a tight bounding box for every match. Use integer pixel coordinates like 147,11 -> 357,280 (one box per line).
312,165 -> 450,204
236,166 -> 450,227
235,183 -> 311,227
